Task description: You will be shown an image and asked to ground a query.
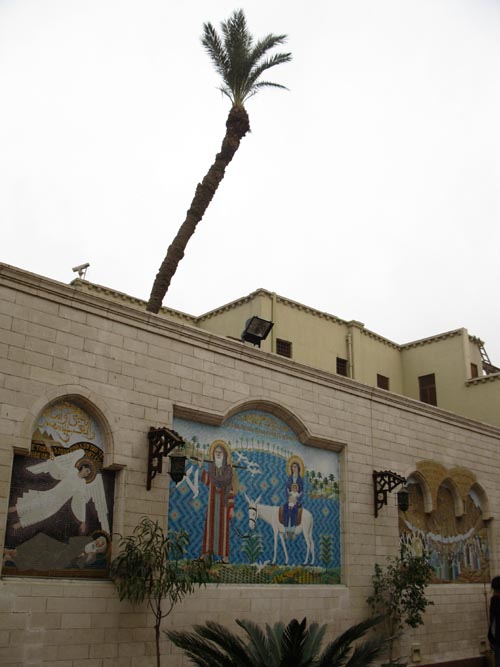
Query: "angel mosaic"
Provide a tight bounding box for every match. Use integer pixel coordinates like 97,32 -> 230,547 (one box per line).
3,400 -> 114,578
8,441 -> 110,536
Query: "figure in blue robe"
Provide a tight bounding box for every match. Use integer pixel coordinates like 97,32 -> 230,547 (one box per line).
283,461 -> 304,532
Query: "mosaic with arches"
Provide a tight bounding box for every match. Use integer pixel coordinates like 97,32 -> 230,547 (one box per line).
399,462 -> 490,583
3,399 -> 115,578
169,409 -> 341,584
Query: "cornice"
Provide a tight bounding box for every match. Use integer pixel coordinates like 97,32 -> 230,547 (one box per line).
197,289 -> 270,321
357,327 -> 400,350
469,334 -> 484,346
197,288 -> 349,326
273,294 -> 346,325
466,373 -> 500,386
70,278 -> 196,323
401,328 -> 464,349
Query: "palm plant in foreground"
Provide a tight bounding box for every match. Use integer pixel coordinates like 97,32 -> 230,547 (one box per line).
165,615 -> 386,667
146,9 -> 291,313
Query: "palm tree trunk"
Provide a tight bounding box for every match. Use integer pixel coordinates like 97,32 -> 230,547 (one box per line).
146,105 -> 250,313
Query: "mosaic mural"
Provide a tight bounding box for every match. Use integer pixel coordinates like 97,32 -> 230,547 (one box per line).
399,463 -> 489,584
169,410 -> 341,584
3,400 -> 114,578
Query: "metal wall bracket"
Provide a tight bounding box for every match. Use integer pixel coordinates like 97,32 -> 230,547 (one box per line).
147,427 -> 185,490
373,469 -> 407,517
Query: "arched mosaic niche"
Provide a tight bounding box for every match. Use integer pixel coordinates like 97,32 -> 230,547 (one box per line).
170,408 -> 341,584
3,399 -> 115,578
399,462 -> 490,584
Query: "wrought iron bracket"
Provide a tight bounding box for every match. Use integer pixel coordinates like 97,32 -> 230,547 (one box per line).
147,427 -> 185,490
373,470 -> 407,517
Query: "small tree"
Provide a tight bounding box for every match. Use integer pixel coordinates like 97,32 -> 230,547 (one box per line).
110,517 -> 211,667
367,547 -> 434,664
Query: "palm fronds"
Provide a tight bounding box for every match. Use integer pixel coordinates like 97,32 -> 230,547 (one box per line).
201,9 -> 291,106
316,617 -> 386,667
166,621 -> 254,667
166,616 -> 385,667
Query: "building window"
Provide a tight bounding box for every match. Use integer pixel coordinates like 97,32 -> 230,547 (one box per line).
470,363 -> 478,378
419,374 -> 437,406
377,374 -> 389,390
336,357 -> 348,377
276,339 -> 292,358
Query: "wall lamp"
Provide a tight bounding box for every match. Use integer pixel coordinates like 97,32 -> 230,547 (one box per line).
373,470 -> 409,517
241,316 -> 274,347
147,427 -> 186,489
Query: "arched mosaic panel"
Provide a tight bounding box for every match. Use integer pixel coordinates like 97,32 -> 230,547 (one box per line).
170,409 -> 341,584
3,400 -> 114,578
399,474 -> 490,584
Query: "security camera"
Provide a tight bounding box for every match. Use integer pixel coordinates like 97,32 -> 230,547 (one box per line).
72,262 -> 90,278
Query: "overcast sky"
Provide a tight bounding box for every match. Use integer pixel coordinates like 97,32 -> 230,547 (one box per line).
1,0 -> 500,363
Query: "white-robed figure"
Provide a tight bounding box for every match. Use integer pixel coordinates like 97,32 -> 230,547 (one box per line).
9,443 -> 110,536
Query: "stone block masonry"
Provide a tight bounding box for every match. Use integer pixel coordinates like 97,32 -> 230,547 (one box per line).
1,263 -> 499,665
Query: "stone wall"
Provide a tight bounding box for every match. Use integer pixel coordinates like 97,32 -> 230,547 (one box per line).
1,263 -> 499,666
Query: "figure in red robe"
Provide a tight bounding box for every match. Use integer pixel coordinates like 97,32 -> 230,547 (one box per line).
200,440 -> 234,562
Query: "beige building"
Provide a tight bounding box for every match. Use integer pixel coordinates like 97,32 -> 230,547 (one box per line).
126,285 -> 498,428
1,262 -> 499,666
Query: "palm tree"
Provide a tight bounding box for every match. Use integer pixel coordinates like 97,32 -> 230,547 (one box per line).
165,615 -> 386,667
146,10 -> 291,313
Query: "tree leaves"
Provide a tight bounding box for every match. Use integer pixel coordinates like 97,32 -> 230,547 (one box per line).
201,9 -> 292,107
166,615 -> 386,667
367,547 -> 434,662
110,517 -> 211,666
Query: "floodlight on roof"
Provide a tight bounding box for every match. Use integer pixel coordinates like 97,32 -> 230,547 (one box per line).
241,316 -> 274,347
